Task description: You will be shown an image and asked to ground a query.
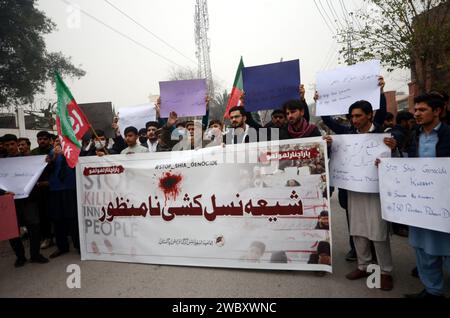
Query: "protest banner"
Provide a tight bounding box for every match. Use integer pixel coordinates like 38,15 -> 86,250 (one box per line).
0,194 -> 19,241
0,156 -> 47,199
316,60 -> 381,116
76,137 -> 332,272
159,79 -> 207,118
118,104 -> 156,137
329,134 -> 390,193
242,59 -> 300,112
78,102 -> 115,138
379,158 -> 450,234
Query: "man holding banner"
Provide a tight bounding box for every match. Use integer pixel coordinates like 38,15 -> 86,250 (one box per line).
405,94 -> 450,298
2,134 -> 49,267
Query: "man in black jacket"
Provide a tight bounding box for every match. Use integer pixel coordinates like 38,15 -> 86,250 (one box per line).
2,134 -> 49,267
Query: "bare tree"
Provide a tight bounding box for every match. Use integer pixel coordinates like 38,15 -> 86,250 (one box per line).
339,0 -> 450,94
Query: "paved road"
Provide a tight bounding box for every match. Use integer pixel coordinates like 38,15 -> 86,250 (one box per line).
0,193 -> 447,298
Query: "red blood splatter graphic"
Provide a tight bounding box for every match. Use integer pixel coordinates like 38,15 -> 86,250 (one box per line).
158,172 -> 183,203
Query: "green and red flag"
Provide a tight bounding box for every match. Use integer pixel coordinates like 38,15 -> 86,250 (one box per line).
55,72 -> 90,168
224,57 -> 244,119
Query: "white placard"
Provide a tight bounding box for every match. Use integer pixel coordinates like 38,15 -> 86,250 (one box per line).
316,60 -> 381,116
379,158 -> 450,234
118,103 -> 156,137
330,134 -> 390,193
0,156 -> 48,199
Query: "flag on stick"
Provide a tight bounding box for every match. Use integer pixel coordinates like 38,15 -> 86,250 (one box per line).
55,72 -> 90,168
224,57 -> 244,119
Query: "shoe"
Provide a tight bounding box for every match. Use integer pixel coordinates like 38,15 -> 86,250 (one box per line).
346,269 -> 370,280
40,238 -> 54,249
345,249 -> 357,262
394,227 -> 409,237
411,266 -> 419,278
380,274 -> 393,291
30,254 -> 49,264
314,271 -> 326,277
404,289 -> 445,298
14,258 -> 27,268
49,250 -> 69,259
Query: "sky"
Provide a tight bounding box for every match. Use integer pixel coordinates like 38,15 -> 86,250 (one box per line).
35,0 -> 411,110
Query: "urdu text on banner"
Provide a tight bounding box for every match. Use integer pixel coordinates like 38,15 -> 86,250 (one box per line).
76,138 -> 333,272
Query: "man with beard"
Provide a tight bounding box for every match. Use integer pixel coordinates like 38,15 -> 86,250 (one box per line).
279,100 -> 321,140
223,106 -> 258,144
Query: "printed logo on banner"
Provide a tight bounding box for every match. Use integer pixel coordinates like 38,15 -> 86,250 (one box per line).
83,166 -> 125,176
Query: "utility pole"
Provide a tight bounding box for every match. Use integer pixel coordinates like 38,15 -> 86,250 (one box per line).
194,0 -> 214,97
339,22 -> 356,65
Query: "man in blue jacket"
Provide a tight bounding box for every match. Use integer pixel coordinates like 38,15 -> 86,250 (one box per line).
405,93 -> 450,298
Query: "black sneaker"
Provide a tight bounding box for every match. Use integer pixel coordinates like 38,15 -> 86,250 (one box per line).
14,258 -> 27,268
345,249 -> 357,262
30,254 -> 49,264
49,250 -> 69,259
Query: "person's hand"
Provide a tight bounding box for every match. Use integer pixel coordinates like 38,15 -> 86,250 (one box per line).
54,144 -> 63,155
378,76 -> 385,93
155,97 -> 161,118
299,84 -> 306,101
96,150 -> 106,157
383,136 -> 396,150
313,91 -> 319,102
239,92 -> 245,106
37,181 -> 49,188
322,135 -> 333,146
205,95 -> 210,111
112,116 -> 120,135
375,158 -> 381,167
167,111 -> 178,127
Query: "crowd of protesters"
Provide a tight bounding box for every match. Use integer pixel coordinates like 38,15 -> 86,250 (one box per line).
1,76 -> 449,298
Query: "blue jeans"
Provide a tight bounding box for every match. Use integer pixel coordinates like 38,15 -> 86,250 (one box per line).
415,247 -> 450,296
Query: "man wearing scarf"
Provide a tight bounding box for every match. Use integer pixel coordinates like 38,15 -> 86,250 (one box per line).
280,100 -> 321,140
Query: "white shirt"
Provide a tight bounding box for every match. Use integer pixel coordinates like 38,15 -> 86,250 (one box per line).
147,139 -> 159,152
121,143 -> 149,155
231,124 -> 250,144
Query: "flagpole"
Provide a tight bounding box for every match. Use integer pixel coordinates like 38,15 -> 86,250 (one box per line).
87,123 -> 109,155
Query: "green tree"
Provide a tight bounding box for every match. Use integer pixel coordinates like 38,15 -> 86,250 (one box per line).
339,0 -> 450,94
210,89 -> 229,120
0,0 -> 85,107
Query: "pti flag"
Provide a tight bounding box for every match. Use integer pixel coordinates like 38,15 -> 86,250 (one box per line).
224,57 -> 244,119
55,72 -> 90,168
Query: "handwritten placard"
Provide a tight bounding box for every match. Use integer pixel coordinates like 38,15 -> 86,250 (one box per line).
159,79 -> 207,118
379,158 -> 450,234
0,194 -> 19,241
0,156 -> 48,199
316,60 -> 381,116
243,59 -> 300,112
330,134 -> 390,193
118,103 -> 156,137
